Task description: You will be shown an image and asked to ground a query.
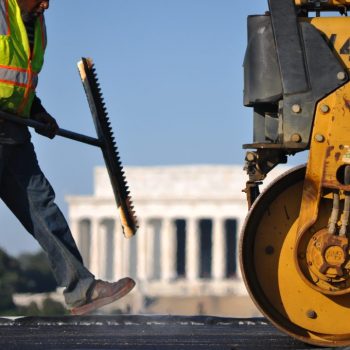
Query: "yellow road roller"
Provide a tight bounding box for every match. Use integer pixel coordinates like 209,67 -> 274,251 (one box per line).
241,0 -> 350,346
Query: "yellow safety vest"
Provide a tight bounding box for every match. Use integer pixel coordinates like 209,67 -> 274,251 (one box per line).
0,0 -> 46,117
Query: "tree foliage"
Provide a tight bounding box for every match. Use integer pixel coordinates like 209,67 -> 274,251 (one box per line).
18,298 -> 68,316
0,248 -> 63,315
16,251 -> 57,293
0,249 -> 22,311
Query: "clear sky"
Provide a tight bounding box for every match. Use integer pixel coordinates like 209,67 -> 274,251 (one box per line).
0,0 -> 306,255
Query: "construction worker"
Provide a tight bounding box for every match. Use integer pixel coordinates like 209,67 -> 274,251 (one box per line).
0,0 -> 135,315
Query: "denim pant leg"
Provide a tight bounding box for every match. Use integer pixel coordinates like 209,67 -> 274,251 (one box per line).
0,142 -> 95,307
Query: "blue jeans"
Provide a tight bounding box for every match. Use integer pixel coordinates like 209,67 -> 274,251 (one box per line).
0,141 -> 94,307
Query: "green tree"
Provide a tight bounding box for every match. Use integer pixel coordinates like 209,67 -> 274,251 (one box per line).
41,297 -> 67,316
17,251 -> 57,293
17,298 -> 67,316
17,301 -> 41,316
0,249 -> 22,312
0,248 -> 62,315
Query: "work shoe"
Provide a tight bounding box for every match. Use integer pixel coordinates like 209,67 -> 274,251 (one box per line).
70,277 -> 136,315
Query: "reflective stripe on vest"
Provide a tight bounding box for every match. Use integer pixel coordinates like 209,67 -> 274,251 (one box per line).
0,0 -> 9,35
0,65 -> 37,88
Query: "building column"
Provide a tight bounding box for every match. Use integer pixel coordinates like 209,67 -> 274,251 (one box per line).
145,219 -> 155,280
98,221 -> 108,280
69,218 -> 80,247
212,218 -> 226,280
122,228 -> 131,277
186,218 -> 199,281
161,218 -> 177,281
90,218 -> 100,276
114,220 -> 124,279
137,218 -> 147,281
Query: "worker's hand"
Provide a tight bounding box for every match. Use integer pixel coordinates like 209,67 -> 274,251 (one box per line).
32,112 -> 59,139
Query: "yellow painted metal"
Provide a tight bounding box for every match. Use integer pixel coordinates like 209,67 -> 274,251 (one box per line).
295,82 -> 350,293
266,14 -> 350,342
306,17 -> 350,70
295,0 -> 350,7
280,223 -> 350,335
254,185 -> 350,335
241,11 -> 350,347
241,166 -> 350,345
292,16 -> 350,248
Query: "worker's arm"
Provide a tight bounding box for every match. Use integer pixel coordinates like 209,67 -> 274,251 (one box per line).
30,96 -> 59,139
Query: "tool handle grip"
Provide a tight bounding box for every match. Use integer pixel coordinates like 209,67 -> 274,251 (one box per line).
0,110 -> 102,147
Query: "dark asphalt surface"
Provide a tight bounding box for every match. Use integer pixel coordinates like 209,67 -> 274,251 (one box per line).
0,315 -> 333,350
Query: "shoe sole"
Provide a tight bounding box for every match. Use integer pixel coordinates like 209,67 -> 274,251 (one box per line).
70,279 -> 136,316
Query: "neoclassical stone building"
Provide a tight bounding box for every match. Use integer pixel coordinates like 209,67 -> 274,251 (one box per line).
66,165 -> 286,316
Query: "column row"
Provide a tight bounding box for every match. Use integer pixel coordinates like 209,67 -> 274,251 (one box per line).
71,216 -> 238,282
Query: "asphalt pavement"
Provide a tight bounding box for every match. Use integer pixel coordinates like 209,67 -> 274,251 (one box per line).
0,315 -> 331,350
